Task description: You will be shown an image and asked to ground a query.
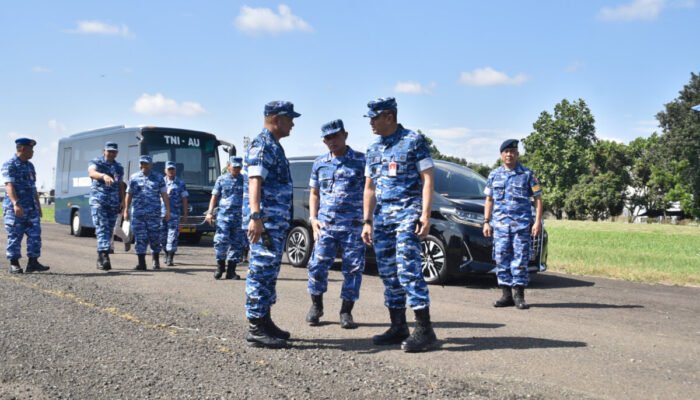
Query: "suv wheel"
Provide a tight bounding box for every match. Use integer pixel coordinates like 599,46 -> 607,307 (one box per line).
286,226 -> 312,268
421,235 -> 447,284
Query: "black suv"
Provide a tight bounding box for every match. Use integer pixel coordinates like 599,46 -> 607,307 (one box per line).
286,156 -> 548,284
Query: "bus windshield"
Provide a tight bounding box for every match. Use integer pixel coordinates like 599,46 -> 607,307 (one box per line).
141,130 -> 219,187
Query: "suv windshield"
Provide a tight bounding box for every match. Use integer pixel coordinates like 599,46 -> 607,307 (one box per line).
434,162 -> 487,199
141,130 -> 219,187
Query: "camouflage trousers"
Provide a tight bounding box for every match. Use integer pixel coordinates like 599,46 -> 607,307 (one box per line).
307,227 -> 365,301
160,214 -> 180,253
213,215 -> 247,262
132,214 -> 162,255
245,228 -> 286,319
493,228 -> 530,287
374,215 -> 430,310
4,207 -> 41,260
91,204 -> 119,252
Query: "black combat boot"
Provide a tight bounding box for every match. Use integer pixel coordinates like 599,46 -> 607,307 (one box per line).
134,254 -> 147,271
401,307 -> 439,353
25,257 -> 50,273
214,259 -> 226,280
372,308 -> 410,345
152,253 -> 161,270
225,260 -> 240,280
305,294 -> 324,326
102,251 -> 112,270
9,259 -> 23,274
264,311 -> 291,340
246,317 -> 288,349
493,286 -> 515,307
514,286 -> 530,310
96,251 -> 106,270
165,251 -> 174,266
339,300 -> 358,329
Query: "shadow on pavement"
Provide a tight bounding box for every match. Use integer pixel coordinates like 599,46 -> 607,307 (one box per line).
442,336 -> 587,352
531,302 -> 643,309
529,273 -> 595,289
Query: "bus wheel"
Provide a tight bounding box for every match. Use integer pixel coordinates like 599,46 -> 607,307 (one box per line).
71,211 -> 86,237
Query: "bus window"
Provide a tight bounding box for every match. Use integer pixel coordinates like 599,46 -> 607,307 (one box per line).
61,147 -> 72,193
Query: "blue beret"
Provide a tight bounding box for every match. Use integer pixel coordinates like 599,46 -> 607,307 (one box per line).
364,97 -> 397,118
321,119 -> 345,138
500,139 -> 519,153
139,155 -> 152,164
15,137 -> 37,146
104,141 -> 118,151
165,161 -> 176,169
229,156 -> 243,167
264,101 -> 301,118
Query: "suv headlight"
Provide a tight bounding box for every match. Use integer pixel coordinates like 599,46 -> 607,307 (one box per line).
439,207 -> 484,227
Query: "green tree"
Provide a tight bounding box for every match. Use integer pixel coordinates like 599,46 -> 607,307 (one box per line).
564,172 -> 625,221
656,72 -> 700,218
626,134 -> 663,217
522,99 -> 597,219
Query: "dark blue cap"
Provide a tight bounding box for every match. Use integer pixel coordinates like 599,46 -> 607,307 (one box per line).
364,97 -> 397,118
321,119 -> 345,138
500,139 -> 519,153
104,141 -> 118,151
15,138 -> 37,146
264,101 -> 301,118
165,161 -> 176,169
139,155 -> 153,164
229,156 -> 243,167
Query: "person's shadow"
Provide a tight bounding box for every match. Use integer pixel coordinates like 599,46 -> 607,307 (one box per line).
442,336 -> 587,352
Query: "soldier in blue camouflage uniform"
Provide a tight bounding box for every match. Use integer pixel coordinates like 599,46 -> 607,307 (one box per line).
361,97 -> 438,352
306,119 -> 366,329
483,139 -> 543,310
123,155 -> 170,271
88,141 -> 125,271
161,161 -> 189,266
206,156 -> 246,280
242,101 -> 300,349
2,138 -> 49,274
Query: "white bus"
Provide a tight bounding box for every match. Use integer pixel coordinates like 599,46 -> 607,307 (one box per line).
55,125 -> 235,244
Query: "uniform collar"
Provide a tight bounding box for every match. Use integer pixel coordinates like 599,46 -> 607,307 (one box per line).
261,128 -> 276,142
324,145 -> 355,163
380,124 -> 404,146
502,163 -> 524,174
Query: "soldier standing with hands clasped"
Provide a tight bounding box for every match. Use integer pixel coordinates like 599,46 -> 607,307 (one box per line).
361,97 -> 438,353
161,161 -> 188,266
124,155 -> 170,271
2,138 -> 49,274
206,156 -> 245,280
483,139 -> 543,310
88,141 -> 125,271
242,101 -> 300,349
306,119 -> 366,329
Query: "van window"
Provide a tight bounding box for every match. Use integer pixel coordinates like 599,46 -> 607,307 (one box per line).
434,162 -> 486,199
290,161 -> 313,189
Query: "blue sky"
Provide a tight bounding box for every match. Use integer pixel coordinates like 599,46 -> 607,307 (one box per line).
1,0 -> 698,190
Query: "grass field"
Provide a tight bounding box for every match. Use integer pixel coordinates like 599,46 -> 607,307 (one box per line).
545,220 -> 700,286
0,204 -> 55,223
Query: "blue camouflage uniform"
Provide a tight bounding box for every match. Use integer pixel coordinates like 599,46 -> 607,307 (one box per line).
213,163 -> 246,262
2,153 -> 41,260
308,139 -> 366,301
243,127 -> 294,319
127,165 -> 166,255
484,162 -> 542,287
89,149 -> 124,252
160,169 -> 188,253
366,118 -> 434,311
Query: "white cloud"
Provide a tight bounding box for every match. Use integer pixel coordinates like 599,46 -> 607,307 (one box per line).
234,4 -> 312,34
565,60 -> 584,73
132,93 -> 206,117
459,67 -> 529,87
69,20 -> 131,37
7,132 -> 20,139
48,119 -> 66,132
633,119 -> 659,135
423,127 -> 525,165
32,66 -> 51,73
394,81 -> 436,95
427,127 -> 471,139
598,0 -> 666,21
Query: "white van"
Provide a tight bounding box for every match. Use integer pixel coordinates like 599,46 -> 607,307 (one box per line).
55,125 -> 235,244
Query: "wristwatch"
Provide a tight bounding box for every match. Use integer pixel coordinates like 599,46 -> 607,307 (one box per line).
363,219 -> 373,225
250,212 -> 262,221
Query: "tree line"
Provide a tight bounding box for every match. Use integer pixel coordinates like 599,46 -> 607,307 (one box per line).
425,72 -> 700,221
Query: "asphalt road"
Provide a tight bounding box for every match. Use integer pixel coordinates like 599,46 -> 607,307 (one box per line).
1,222 -> 698,399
